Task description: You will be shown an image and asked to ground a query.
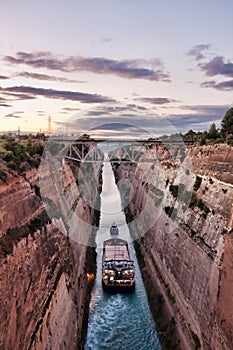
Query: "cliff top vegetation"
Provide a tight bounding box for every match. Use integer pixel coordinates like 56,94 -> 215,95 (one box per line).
0,133 -> 45,173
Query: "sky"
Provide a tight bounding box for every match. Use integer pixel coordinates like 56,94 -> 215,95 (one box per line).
0,0 -> 233,137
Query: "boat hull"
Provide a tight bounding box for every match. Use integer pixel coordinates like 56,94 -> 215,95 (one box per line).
102,280 -> 135,294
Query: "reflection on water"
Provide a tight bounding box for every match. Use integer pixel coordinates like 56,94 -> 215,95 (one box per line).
95,159 -> 130,248
85,162 -> 161,350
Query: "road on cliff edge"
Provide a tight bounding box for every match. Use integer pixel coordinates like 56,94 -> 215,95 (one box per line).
84,161 -> 161,350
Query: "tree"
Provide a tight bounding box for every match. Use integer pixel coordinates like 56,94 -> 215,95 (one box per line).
200,130 -> 208,145
221,107 -> 233,137
184,129 -> 197,141
208,122 -> 219,139
3,150 -> 14,162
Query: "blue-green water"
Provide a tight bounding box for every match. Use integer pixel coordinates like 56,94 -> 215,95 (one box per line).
85,162 -> 161,350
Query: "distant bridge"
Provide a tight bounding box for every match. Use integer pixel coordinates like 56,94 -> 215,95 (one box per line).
55,138 -> 195,164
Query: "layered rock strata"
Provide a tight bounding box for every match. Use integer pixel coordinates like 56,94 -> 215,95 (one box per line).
112,144 -> 233,350
0,152 -> 102,349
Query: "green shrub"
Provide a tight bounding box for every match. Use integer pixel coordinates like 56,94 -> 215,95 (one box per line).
1,137 -> 44,171
193,175 -> 202,191
165,206 -> 172,216
3,150 -> 14,162
28,158 -> 40,168
0,170 -> 7,182
191,331 -> 201,349
7,160 -> 16,169
197,199 -> 204,210
169,185 -> 179,198
209,178 -> 214,184
28,143 -> 44,156
200,137 -> 206,146
189,192 -> 197,208
34,184 -> 41,197
165,206 -> 177,219
215,137 -> 225,144
194,197 -> 210,217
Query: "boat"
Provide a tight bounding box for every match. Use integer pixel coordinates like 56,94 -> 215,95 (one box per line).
110,222 -> 119,235
102,238 -> 135,293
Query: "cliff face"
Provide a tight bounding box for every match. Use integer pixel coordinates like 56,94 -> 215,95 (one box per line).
0,168 -> 41,237
189,144 -> 233,185
0,155 -> 101,350
113,144 -> 233,350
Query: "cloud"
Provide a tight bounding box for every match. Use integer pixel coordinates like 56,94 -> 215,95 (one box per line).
0,85 -> 114,103
16,71 -> 85,83
126,103 -> 148,111
135,97 -> 177,105
4,113 -> 23,119
187,44 -> 210,61
83,104 -> 149,118
199,56 -> 233,78
201,79 -> 233,91
188,46 -> 233,90
53,104 -> 169,137
52,103 -> 229,137
167,114 -> 219,131
179,104 -> 228,115
14,110 -> 24,114
37,111 -> 47,116
167,104 -> 229,131
57,115 -> 176,138
3,51 -> 171,81
0,96 -> 12,107
60,107 -> 81,114
92,122 -> 135,131
1,91 -> 36,101
62,107 -> 81,112
0,103 -> 12,107
0,75 -> 10,80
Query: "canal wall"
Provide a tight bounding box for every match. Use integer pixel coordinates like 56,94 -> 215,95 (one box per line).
112,144 -> 233,350
0,153 -> 102,349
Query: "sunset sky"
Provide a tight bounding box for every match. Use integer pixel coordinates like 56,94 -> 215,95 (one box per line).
1,0 -> 233,137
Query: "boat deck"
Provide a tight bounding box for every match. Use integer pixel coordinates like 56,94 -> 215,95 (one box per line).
104,244 -> 130,261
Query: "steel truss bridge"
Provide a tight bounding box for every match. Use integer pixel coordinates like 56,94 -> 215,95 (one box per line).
50,138 -> 195,164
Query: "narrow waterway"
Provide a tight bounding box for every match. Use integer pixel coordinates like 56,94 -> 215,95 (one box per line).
85,161 -> 162,350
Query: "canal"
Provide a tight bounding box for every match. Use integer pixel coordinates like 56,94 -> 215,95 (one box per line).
84,161 -> 162,350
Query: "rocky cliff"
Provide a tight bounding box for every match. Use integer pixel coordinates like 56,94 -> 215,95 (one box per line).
112,143 -> 233,350
0,149 -> 102,349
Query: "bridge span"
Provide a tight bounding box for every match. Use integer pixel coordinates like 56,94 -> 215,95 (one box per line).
47,137 -> 195,164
